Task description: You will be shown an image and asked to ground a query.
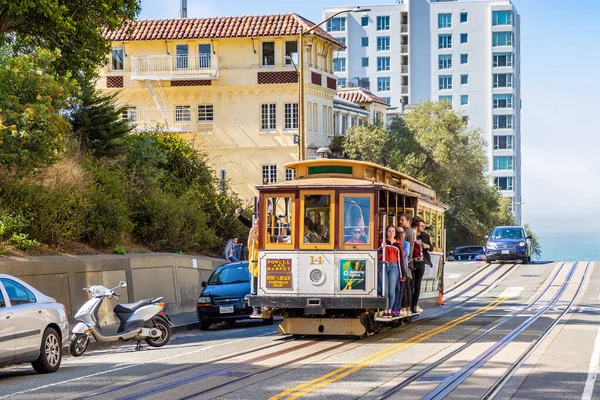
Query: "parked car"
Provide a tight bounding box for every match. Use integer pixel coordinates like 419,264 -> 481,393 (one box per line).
197,261 -> 273,330
0,274 -> 69,373
485,226 -> 531,264
448,246 -> 486,262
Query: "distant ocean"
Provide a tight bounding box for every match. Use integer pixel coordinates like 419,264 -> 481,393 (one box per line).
537,233 -> 600,262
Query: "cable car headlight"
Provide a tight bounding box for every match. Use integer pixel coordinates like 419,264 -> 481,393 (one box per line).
309,268 -> 326,286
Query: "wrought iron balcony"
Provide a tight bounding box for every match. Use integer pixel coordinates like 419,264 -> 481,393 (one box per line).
131,54 -> 220,80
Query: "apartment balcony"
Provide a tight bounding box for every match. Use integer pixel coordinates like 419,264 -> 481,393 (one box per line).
401,45 -> 408,54
126,108 -> 199,132
400,24 -> 408,33
131,54 -> 220,81
401,65 -> 409,74
401,85 -> 409,94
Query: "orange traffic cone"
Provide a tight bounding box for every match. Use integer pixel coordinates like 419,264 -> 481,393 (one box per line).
437,291 -> 444,306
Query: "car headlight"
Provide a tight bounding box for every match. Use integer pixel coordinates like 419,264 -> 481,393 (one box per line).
91,286 -> 105,297
518,241 -> 526,247
198,296 -> 211,304
243,294 -> 250,302
486,242 -> 497,249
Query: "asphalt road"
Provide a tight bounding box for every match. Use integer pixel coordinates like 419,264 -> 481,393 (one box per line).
2,261 -> 600,400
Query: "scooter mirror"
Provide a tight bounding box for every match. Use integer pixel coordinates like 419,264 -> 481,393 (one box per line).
119,281 -> 127,288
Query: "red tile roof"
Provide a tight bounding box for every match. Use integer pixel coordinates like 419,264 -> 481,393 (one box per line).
104,14 -> 345,48
337,88 -> 390,107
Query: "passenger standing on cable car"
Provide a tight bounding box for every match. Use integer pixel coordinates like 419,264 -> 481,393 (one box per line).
378,226 -> 402,317
411,219 -> 427,314
398,213 -> 414,313
248,218 -> 260,317
394,227 -> 410,317
389,227 -> 406,317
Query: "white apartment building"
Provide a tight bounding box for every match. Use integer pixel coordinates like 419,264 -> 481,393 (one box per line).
323,0 -> 522,224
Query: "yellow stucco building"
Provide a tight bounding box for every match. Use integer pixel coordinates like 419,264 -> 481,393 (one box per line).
99,14 -> 388,200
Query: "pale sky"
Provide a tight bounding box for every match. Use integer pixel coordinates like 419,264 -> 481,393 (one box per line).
139,0 -> 600,234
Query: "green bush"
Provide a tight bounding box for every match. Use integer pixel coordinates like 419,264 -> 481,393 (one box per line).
0,211 -> 30,239
112,245 -> 126,255
8,233 -> 39,250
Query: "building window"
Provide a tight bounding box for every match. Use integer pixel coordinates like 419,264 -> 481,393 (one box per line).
262,41 -> 275,66
493,156 -> 513,171
284,103 -> 298,129
493,114 -> 514,129
334,57 -> 346,72
285,41 -> 298,65
338,77 -> 347,88
439,54 -> 452,70
327,17 -> 346,32
219,169 -> 227,192
460,95 -> 468,105
492,10 -> 514,26
438,13 -> 452,28
439,75 -> 452,90
460,54 -> 468,64
493,135 -> 514,150
493,32 -> 513,47
176,44 -> 188,69
361,16 -> 369,26
377,77 -> 391,91
261,103 -> 277,130
362,37 -> 369,47
461,74 -> 468,84
334,37 -> 346,46
111,47 -> 124,71
362,57 -> 369,67
377,36 -> 390,51
377,57 -> 390,71
381,97 -> 391,104
493,94 -> 513,109
262,165 -> 277,183
493,73 -> 513,88
494,176 -> 514,191
377,16 -> 390,31
460,33 -> 468,43
175,106 -> 191,122
439,95 -> 452,104
122,107 -> 137,123
460,12 -> 468,23
197,105 -> 214,122
493,52 -> 514,67
285,168 -> 296,181
438,34 -> 452,49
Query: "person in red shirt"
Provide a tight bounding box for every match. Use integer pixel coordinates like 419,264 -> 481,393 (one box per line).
378,226 -> 403,317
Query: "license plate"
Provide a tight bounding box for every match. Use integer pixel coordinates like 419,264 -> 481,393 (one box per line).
502,250 -> 510,255
219,306 -> 234,314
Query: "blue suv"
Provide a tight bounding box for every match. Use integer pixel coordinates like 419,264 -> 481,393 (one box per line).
485,226 -> 531,264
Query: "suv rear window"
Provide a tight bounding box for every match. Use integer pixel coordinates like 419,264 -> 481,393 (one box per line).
455,247 -> 484,254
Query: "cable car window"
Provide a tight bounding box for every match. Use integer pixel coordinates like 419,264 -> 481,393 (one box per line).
264,195 -> 294,247
343,197 -> 371,244
303,194 -> 331,244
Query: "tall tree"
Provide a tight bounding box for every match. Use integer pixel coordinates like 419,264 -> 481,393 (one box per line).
0,0 -> 140,82
69,83 -> 132,157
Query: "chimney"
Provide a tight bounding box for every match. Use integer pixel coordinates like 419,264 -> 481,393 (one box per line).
180,0 -> 187,18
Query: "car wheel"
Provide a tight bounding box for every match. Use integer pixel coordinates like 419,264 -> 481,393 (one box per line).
32,327 -> 62,374
262,317 -> 274,325
69,334 -> 89,357
200,320 -> 211,331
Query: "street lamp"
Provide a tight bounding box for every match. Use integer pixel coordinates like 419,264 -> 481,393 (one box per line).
297,7 -> 371,160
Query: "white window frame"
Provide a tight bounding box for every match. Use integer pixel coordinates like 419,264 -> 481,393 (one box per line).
377,36 -> 390,51
197,104 -> 214,123
377,16 -> 390,31
493,31 -> 513,47
262,41 -> 275,66
493,114 -> 514,129
493,73 -> 513,88
460,95 -> 468,105
327,17 -> 346,32
493,52 -> 514,67
285,168 -> 296,181
262,165 -> 278,183
493,135 -> 514,150
175,106 -> 191,122
494,176 -> 514,190
122,107 -> 137,123
493,94 -> 513,109
284,103 -> 298,130
438,54 -> 452,70
439,75 -> 452,90
261,103 -> 277,131
377,77 -> 391,92
438,13 -> 452,29
377,56 -> 390,71
111,47 -> 124,71
492,10 -> 514,26
334,57 -> 346,72
438,34 -> 452,49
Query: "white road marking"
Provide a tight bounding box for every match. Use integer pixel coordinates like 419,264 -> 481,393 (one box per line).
0,330 -> 278,399
499,286 -> 524,298
445,273 -> 462,279
582,326 -> 600,400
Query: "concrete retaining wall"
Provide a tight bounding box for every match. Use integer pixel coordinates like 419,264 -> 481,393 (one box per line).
0,253 -> 226,325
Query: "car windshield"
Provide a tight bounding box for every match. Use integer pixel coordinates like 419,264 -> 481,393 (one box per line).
208,265 -> 250,285
455,247 -> 484,254
490,228 -> 524,240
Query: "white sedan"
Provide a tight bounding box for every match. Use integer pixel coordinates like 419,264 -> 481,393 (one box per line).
0,274 -> 69,373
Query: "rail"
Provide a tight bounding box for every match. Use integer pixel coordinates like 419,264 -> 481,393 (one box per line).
131,54 -> 220,80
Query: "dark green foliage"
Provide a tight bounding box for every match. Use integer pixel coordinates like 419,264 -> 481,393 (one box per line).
69,84 -> 133,157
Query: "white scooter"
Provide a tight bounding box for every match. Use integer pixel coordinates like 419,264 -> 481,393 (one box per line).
69,281 -> 172,356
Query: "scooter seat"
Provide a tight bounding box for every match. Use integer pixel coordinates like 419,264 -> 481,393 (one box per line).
114,298 -> 159,314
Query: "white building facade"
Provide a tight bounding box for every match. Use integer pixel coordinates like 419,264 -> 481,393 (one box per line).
323,0 -> 522,224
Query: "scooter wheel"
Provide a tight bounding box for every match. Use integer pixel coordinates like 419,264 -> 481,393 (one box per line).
145,319 -> 171,347
69,334 -> 89,357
